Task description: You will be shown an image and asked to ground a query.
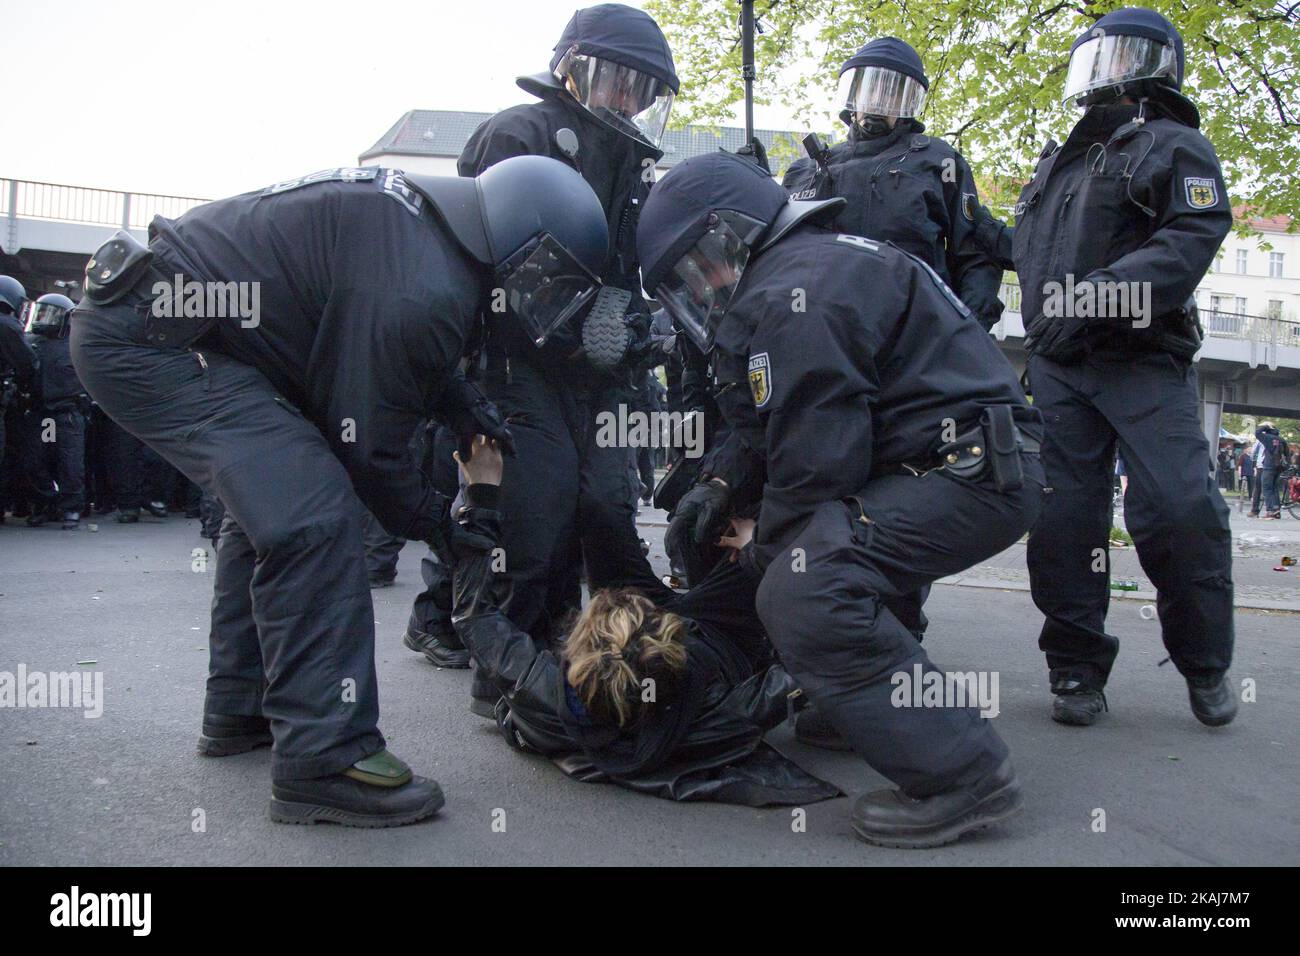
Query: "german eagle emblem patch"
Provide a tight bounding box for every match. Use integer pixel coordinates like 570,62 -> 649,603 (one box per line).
748,352 -> 772,408
1184,177 -> 1218,209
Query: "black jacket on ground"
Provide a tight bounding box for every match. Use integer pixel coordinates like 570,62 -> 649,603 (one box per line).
146,168 -> 486,542
1012,100 -> 1231,361
712,225 -> 1038,568
450,499 -> 841,806
783,120 -> 1005,329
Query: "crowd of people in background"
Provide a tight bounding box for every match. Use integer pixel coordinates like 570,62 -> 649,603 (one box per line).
1215,423 -> 1294,518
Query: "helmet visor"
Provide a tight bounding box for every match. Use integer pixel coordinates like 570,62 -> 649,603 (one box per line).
556,52 -> 675,146
837,66 -> 927,120
501,233 -> 601,347
22,301 -> 72,338
653,213 -> 756,355
1063,34 -> 1177,104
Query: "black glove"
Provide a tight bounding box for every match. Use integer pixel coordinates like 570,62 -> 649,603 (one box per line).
664,479 -> 730,561
735,137 -> 770,174
435,375 -> 516,460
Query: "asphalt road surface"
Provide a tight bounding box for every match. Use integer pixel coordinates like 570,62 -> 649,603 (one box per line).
1,509 -> 1296,866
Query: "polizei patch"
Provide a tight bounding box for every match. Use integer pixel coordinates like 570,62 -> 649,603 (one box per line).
1184,177 -> 1218,209
748,352 -> 772,408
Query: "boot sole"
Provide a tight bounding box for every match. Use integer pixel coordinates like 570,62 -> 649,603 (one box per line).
268,784 -> 444,828
197,732 -> 273,757
852,784 -> 1024,849
402,631 -> 471,669
1051,701 -> 1103,726
1192,706 -> 1237,727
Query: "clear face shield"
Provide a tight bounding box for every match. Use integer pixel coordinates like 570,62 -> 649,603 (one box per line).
22,300 -> 72,338
837,66 -> 927,122
654,211 -> 764,355
555,50 -> 675,146
1063,33 -> 1177,105
499,233 -> 602,347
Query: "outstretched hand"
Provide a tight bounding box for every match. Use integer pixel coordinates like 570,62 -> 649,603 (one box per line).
454,434 -> 505,487
718,516 -> 756,562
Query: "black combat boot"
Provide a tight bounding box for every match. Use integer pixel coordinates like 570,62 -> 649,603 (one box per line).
402,625 -> 470,668
197,713 -> 273,756
116,507 -> 140,523
269,750 -> 443,828
1051,678 -> 1108,726
852,758 -> 1023,849
1187,674 -> 1237,726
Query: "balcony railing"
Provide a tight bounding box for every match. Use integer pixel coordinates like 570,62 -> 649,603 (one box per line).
2,178 -> 210,231
1201,309 -> 1300,345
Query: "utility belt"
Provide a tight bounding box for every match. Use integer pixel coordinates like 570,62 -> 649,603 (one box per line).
83,229 -> 218,349
893,405 -> 1041,492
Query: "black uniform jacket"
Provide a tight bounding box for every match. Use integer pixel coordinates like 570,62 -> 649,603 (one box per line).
1012,101 -> 1231,362
450,502 -> 842,806
712,225 -> 1037,567
147,168 -> 486,542
783,120 -> 1005,329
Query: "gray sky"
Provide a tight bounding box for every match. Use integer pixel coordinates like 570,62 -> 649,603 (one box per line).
2,0 -> 799,199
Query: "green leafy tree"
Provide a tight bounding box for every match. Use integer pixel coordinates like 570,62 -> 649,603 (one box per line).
646,0 -> 1299,226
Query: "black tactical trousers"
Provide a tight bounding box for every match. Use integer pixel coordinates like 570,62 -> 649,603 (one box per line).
407,426 -> 460,642
756,460 -> 1044,797
21,406 -> 86,514
361,509 -> 404,581
71,302 -> 385,781
1027,352 -> 1234,690
479,354 -> 669,643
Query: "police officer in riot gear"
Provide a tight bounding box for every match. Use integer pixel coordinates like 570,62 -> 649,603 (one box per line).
1014,8 -> 1235,727
19,293 -> 88,529
639,151 -> 1045,848
70,155 -> 608,827
783,37 -> 1005,330
0,276 -> 39,522
405,4 -> 679,706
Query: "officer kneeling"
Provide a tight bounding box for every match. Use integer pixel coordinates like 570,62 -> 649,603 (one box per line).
70,156 -> 608,827
638,152 -> 1045,848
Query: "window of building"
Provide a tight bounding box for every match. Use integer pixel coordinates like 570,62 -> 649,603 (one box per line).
1235,296 -> 1248,316
1269,252 -> 1285,278
1266,300 -> 1283,321
1237,249 -> 1248,274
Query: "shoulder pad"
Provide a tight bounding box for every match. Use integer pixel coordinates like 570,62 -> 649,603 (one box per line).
833,234 -> 886,257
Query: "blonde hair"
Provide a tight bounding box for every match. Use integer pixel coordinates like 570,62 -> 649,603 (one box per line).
562,589 -> 689,727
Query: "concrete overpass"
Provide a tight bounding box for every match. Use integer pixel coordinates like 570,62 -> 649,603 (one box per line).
5,175 -> 1299,445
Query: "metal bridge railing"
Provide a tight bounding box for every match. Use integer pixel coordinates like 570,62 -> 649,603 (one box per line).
1,177 -> 210,231
1201,309 -> 1300,346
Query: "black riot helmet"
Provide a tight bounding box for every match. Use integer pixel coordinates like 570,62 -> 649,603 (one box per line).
1064,7 -> 1184,107
638,151 -> 843,354
402,155 -> 609,347
837,37 -> 930,132
23,292 -> 76,338
0,275 -> 27,317
517,3 -> 679,147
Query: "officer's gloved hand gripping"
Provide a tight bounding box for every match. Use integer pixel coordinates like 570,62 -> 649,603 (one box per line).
433,373 -> 517,461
